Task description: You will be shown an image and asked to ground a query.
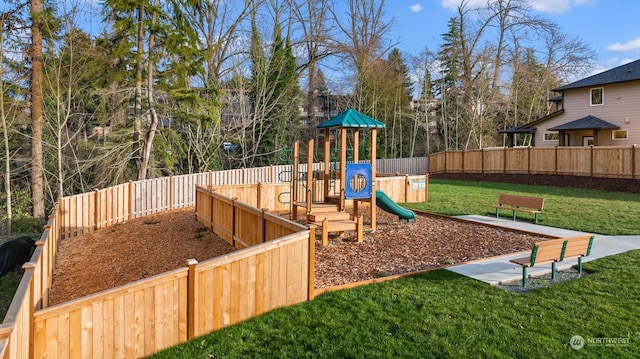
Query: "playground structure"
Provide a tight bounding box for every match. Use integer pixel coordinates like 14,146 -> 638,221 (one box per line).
287,109 -> 415,245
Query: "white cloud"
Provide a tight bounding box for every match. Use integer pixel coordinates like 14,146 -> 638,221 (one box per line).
529,0 -> 571,13
410,4 -> 424,13
441,0 -> 590,14
607,36 -> 640,51
441,0 -> 485,11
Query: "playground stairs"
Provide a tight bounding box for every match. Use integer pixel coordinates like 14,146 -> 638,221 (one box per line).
308,210 -> 363,246
324,195 -> 340,205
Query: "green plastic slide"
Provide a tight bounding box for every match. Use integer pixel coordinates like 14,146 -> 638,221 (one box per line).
375,190 -> 415,222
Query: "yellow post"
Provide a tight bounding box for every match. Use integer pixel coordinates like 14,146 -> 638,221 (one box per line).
187,259 -> 198,339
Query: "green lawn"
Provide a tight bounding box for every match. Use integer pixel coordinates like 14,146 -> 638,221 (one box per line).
405,179 -> 640,235
148,180 -> 640,358
149,250 -> 640,358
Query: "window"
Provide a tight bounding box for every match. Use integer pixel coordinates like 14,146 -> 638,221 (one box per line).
612,130 -> 628,140
590,87 -> 603,106
544,132 -> 559,141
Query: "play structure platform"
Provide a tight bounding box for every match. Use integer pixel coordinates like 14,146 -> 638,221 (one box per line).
286,109 -> 415,246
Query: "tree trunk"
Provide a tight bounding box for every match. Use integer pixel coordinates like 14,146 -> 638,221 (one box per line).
138,1 -> 159,180
0,33 -> 11,223
133,2 -> 144,179
31,0 -> 45,219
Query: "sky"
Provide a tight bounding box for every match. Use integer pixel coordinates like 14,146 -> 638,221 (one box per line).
387,0 -> 640,76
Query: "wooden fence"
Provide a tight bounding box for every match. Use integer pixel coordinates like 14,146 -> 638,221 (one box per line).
0,157 -> 426,359
30,230 -> 311,358
429,146 -> 640,179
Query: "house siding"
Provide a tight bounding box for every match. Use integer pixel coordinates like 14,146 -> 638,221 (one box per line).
534,80 -> 640,147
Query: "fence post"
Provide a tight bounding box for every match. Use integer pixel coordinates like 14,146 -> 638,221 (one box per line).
461,149 -> 465,173
633,145 -> 637,179
128,180 -> 133,220
261,208 -> 268,243
308,226 -> 316,301
590,145 -> 594,176
404,175 -> 409,203
423,173 -> 429,202
94,189 -> 99,231
503,147 -> 507,174
257,182 -> 262,209
186,259 -> 198,340
210,190 -> 215,232
555,146 -> 559,175
232,197 -> 238,248
23,261 -> 36,359
481,148 -> 485,174
527,146 -> 531,174
169,175 -> 174,210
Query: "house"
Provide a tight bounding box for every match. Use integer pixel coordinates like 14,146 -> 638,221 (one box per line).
502,59 -> 640,147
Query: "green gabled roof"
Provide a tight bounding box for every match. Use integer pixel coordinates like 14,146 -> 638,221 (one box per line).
317,108 -> 386,129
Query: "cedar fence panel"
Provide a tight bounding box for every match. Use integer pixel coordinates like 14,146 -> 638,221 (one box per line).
376,175 -> 428,203
59,192 -> 93,239
428,152 -> 446,174
0,263 -> 35,359
172,173 -> 208,209
482,148 -> 505,173
462,150 -> 483,173
529,147 -> 557,174
233,202 -> 266,249
445,151 -> 464,172
429,146 -> 639,179
133,177 -> 170,217
592,146 -> 634,178
95,183 -> 130,229
190,231 -> 310,336
557,147 -> 591,176
33,268 -> 189,359
505,147 -> 530,173
211,194 -> 235,245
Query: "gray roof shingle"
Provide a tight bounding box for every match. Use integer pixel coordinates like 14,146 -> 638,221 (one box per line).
554,59 -> 640,91
547,115 -> 620,131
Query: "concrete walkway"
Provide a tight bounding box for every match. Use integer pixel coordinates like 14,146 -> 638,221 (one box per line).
447,215 -> 640,285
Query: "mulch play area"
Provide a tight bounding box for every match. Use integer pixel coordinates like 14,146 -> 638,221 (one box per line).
48,207 -> 548,305
49,173 -> 636,305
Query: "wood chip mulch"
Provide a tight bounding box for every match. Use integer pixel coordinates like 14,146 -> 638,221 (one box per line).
312,209 -> 547,288
48,208 -> 548,305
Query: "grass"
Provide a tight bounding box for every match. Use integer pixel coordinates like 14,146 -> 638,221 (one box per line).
404,179 -> 640,235
0,271 -> 23,322
148,250 -> 640,358
0,217 -> 45,322
147,180 -> 640,358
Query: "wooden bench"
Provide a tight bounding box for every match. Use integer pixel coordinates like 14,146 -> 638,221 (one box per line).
510,234 -> 594,287
491,194 -> 544,224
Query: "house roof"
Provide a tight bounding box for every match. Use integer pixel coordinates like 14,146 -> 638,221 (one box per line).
547,115 -> 620,131
554,59 -> 640,91
317,108 -> 386,129
499,110 -> 564,133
